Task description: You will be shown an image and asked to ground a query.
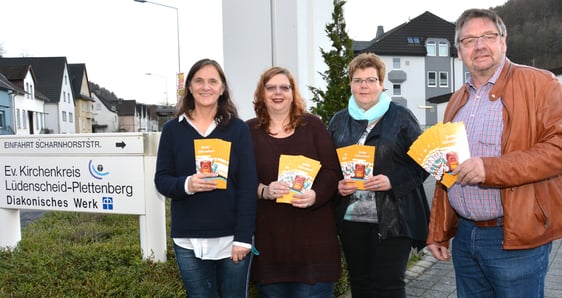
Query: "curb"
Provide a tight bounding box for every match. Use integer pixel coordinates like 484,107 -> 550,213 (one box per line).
405,247 -> 438,283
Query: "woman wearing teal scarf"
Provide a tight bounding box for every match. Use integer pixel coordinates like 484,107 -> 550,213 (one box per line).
328,53 -> 430,298
347,92 -> 391,125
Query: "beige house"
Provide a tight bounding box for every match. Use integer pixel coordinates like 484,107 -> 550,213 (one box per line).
69,64 -> 94,133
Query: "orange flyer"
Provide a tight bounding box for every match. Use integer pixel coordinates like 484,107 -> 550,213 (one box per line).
276,154 -> 321,204
194,138 -> 231,189
407,122 -> 470,188
336,144 -> 376,189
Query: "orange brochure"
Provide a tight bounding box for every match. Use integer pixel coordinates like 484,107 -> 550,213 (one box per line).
336,144 -> 375,189
407,122 -> 470,188
194,138 -> 231,189
276,154 -> 321,204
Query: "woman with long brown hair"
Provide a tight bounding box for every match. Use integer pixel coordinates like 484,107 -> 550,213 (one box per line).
247,66 -> 342,298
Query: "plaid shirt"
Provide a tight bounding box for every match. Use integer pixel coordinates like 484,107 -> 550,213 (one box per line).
448,60 -> 506,221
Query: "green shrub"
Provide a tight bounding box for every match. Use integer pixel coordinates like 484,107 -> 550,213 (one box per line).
0,209 -> 350,297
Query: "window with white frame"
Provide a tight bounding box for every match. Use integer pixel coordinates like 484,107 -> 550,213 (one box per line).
393,84 -> 401,96
62,111 -> 67,122
428,71 -> 437,87
427,41 -> 436,56
393,58 -> 401,69
439,41 -> 448,57
439,72 -> 449,87
69,112 -> 73,123
22,110 -> 27,129
16,109 -> 21,128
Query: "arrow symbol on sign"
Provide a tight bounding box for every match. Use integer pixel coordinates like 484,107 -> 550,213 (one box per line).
115,141 -> 126,149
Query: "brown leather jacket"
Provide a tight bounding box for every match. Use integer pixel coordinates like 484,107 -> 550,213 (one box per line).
427,59 -> 562,250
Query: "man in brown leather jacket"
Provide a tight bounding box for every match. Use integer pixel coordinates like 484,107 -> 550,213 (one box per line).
426,8 -> 562,298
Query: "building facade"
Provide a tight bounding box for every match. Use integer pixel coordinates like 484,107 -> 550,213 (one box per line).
356,11 -> 466,127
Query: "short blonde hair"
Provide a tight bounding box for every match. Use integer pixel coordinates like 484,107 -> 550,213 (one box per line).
348,52 -> 386,83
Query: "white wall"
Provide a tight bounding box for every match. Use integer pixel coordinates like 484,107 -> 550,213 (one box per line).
222,0 -> 332,120
381,56 -> 428,125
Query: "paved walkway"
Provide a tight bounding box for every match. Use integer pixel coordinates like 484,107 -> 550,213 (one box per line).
403,176 -> 562,297
405,239 -> 562,297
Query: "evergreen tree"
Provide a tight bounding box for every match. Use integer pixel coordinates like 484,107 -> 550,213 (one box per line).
309,0 -> 355,125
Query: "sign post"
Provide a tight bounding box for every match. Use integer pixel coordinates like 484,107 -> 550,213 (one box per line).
0,132 -> 167,262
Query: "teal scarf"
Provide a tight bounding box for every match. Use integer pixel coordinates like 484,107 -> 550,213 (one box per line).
348,92 -> 391,124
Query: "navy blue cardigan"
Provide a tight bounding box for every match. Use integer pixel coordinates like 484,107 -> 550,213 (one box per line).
154,117 -> 258,244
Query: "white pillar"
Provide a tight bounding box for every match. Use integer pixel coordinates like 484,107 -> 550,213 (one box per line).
138,133 -> 167,262
0,208 -> 21,249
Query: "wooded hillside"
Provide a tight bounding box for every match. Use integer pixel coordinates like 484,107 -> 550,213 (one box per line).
494,0 -> 562,70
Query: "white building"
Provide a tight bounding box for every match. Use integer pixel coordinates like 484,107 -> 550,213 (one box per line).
0,57 -> 76,134
0,63 -> 47,135
91,91 -> 119,133
222,0 -> 333,120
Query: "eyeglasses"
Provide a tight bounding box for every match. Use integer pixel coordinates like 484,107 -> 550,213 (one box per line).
265,84 -> 292,93
351,77 -> 379,86
459,32 -> 502,48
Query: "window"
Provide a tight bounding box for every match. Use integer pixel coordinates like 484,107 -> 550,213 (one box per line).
427,41 -> 436,56
16,109 -> 21,128
22,110 -> 27,129
439,41 -> 448,57
62,111 -> 67,122
407,36 -> 421,44
0,111 -> 5,129
69,112 -> 73,123
393,84 -> 401,96
439,72 -> 449,87
393,58 -> 401,69
428,72 -> 437,87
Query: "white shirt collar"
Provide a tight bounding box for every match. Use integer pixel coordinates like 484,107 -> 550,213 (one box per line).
179,113 -> 217,137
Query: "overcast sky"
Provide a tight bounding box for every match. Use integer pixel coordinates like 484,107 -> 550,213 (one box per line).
0,0 -> 507,105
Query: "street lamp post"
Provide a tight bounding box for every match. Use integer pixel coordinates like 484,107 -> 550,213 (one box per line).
145,73 -> 169,105
134,0 -> 181,75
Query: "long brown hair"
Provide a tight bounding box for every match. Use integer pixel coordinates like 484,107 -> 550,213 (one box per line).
176,58 -> 238,126
252,66 -> 306,134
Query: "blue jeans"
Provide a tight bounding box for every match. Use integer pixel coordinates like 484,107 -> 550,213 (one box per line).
452,218 -> 552,298
257,282 -> 334,298
173,243 -> 252,298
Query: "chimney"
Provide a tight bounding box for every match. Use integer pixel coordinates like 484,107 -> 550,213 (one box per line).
376,26 -> 384,39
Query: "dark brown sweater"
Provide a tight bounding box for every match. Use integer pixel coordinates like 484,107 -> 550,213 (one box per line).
247,113 -> 342,285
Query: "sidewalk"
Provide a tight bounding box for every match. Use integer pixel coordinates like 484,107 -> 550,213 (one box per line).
405,238 -> 562,297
